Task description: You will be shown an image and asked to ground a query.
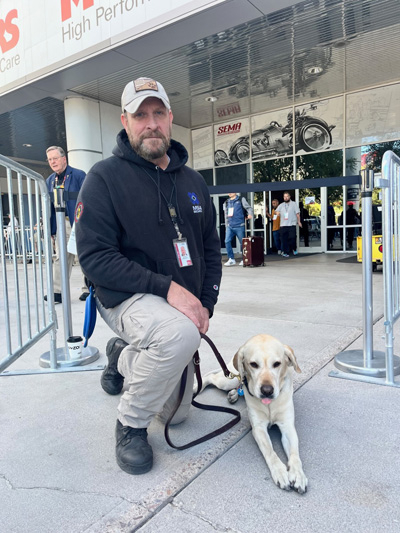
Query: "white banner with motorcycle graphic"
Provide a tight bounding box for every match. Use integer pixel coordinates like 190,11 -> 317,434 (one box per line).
214,118 -> 251,166
294,96 -> 344,155
192,126 -> 214,170
250,108 -> 293,160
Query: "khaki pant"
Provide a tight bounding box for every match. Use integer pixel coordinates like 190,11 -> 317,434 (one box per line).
53,220 -> 86,294
97,294 -> 201,429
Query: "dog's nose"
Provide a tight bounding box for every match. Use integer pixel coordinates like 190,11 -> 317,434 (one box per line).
260,384 -> 274,398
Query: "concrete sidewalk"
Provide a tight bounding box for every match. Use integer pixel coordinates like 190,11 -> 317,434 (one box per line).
1,253 -> 400,532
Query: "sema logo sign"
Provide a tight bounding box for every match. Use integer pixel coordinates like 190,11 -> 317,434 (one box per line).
0,9 -> 19,54
61,0 -> 94,22
217,123 -> 242,136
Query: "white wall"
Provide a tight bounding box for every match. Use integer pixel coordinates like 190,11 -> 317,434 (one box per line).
172,123 -> 192,168
99,101 -> 122,157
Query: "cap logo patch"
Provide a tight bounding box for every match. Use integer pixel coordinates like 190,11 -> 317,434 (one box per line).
134,79 -> 158,92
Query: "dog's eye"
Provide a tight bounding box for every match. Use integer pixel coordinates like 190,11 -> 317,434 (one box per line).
273,362 -> 281,368
250,362 -> 259,369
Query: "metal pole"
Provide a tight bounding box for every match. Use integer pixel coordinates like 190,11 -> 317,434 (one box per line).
382,153 -> 395,384
39,186 -> 99,369
361,169 -> 374,368
54,188 -> 73,344
331,155 -> 400,385
333,169 -> 388,378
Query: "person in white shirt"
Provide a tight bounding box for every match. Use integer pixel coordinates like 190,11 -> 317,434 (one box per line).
275,191 -> 302,258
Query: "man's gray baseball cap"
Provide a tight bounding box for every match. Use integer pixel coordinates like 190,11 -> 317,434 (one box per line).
121,77 -> 171,113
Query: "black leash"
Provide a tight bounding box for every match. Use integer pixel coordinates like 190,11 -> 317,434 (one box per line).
164,333 -> 241,450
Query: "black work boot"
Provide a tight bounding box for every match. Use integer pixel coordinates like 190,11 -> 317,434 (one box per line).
115,420 -> 153,475
101,337 -> 128,395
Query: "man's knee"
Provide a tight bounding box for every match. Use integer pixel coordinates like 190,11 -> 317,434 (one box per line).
157,316 -> 200,360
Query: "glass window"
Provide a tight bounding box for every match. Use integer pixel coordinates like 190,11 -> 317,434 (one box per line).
215,163 -> 251,186
296,149 -> 343,179
198,169 -> 213,186
253,157 -> 294,183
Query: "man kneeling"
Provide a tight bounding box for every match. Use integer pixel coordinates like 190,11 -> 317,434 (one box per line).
75,77 -> 222,474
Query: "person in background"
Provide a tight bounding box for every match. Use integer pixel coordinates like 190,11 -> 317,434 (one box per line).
266,199 -> 281,254
327,204 -> 336,249
344,201 -> 360,250
223,192 -> 253,266
299,202 -> 310,248
45,146 -> 87,304
276,191 -> 302,258
5,213 -> 20,256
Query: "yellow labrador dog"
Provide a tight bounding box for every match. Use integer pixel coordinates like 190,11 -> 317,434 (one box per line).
199,334 -> 308,493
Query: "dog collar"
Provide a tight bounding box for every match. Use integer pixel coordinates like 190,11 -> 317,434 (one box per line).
242,375 -> 254,397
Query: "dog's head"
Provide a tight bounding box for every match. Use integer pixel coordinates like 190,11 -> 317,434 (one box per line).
232,334 -> 301,404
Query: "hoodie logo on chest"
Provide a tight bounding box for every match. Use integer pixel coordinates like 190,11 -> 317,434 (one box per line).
188,192 -> 202,214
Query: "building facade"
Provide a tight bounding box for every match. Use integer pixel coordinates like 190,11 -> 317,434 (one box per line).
1,0 -> 400,253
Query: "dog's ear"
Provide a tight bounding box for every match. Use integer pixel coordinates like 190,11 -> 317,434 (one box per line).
284,345 -> 301,373
233,346 -> 244,375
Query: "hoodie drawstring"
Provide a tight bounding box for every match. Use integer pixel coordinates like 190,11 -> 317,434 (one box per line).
157,168 -> 163,225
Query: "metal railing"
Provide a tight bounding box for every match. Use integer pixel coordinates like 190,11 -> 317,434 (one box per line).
382,151 -> 400,385
2,225 -> 54,261
0,155 -> 57,372
331,154 -> 400,387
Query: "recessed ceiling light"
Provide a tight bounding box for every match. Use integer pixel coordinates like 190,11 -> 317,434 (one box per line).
23,143 -> 32,147
307,66 -> 323,75
205,96 -> 218,103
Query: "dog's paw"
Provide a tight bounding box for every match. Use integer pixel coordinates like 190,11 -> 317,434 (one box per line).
288,465 -> 308,494
227,389 -> 239,404
270,461 -> 291,491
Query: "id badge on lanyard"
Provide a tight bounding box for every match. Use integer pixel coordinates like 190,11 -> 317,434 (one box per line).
173,238 -> 193,267
169,205 -> 193,268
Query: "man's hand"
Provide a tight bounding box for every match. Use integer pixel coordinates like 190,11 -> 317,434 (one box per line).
167,281 -> 210,334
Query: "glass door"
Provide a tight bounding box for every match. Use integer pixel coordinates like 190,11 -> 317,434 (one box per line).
297,187 -> 325,252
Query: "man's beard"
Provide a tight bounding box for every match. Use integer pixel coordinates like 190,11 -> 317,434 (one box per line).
128,129 -> 171,162
284,198 -> 290,203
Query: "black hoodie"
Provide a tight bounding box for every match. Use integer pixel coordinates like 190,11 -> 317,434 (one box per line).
75,129 -> 222,314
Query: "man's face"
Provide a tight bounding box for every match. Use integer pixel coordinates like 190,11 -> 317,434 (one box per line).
228,193 -> 237,200
283,193 -> 291,203
121,97 -> 173,163
47,150 -> 67,175
272,200 -> 279,209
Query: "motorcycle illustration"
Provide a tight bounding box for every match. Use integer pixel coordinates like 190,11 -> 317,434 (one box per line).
214,104 -> 336,166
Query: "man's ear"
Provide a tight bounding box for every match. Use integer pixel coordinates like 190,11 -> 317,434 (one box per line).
284,345 -> 301,373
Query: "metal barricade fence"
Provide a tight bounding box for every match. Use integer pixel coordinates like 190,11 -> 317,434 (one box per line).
331,153 -> 400,387
2,225 -> 52,261
382,151 -> 400,385
0,154 -> 57,372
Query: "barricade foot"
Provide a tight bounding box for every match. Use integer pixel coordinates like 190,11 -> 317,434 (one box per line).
333,349 -> 400,378
39,346 -> 99,368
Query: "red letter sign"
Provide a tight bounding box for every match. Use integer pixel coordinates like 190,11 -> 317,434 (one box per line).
61,0 -> 94,22
0,9 -> 19,54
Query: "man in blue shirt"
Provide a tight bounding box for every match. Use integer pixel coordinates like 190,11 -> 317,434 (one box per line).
223,193 -> 253,266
